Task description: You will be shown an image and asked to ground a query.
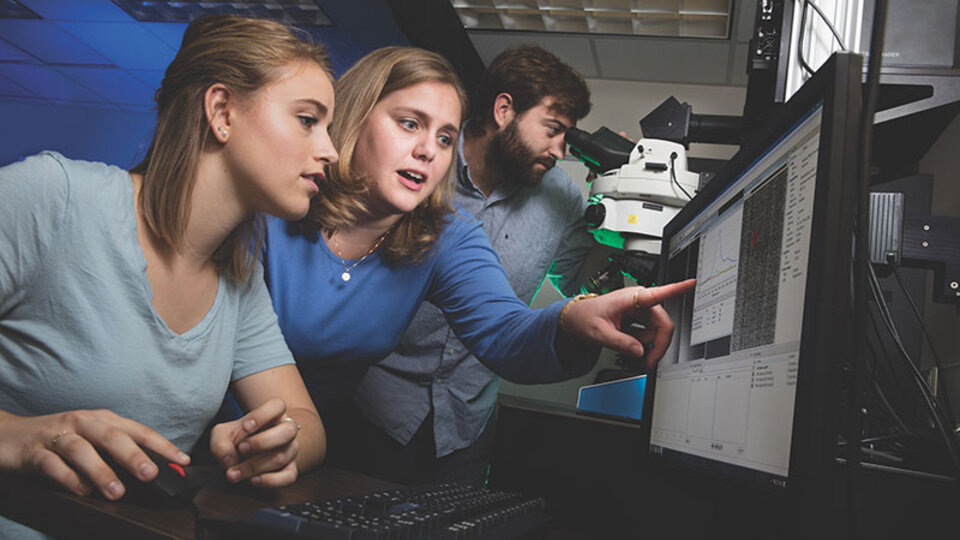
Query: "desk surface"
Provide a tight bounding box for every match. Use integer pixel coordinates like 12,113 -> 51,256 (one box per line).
1,467 -> 399,540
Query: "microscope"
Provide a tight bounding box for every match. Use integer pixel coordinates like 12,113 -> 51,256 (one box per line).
565,96 -> 742,290
565,99 -> 740,377
566,127 -> 700,289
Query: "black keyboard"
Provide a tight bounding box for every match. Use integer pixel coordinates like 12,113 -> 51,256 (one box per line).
251,483 -> 548,539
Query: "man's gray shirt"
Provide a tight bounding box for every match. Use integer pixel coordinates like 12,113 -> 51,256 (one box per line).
354,140 -> 594,457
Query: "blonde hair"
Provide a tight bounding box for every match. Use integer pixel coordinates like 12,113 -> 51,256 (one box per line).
131,15 -> 332,281
304,46 -> 468,264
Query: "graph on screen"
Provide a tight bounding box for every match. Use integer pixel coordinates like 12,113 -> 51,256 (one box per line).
691,208 -> 742,346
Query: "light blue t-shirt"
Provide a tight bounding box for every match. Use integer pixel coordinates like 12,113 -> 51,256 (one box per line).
0,152 -> 294,539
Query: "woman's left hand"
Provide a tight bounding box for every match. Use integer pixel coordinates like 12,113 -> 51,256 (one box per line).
209,396 -> 301,488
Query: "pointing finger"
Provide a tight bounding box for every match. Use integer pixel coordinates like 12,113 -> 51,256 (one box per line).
632,279 -> 696,309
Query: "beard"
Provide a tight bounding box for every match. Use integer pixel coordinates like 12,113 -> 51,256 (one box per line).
489,119 -> 556,187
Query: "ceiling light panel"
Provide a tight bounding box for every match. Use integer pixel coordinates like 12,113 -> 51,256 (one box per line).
111,0 -> 333,26
451,0 -> 732,39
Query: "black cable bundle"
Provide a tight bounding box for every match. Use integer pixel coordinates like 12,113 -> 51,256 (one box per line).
888,260 -> 958,426
865,263 -> 960,477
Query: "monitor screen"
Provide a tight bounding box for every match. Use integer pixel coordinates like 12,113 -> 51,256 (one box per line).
646,53 -> 862,492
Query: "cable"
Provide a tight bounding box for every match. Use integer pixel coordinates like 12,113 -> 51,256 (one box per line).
806,0 -> 847,50
868,263 -> 960,477
669,152 -> 693,200
869,269 -> 938,427
866,285 -> 912,404
796,0 -> 848,77
860,433 -> 914,445
796,1 -> 817,76
863,283 -> 917,437
872,377 -> 912,435
870,275 -> 960,477
866,337 -> 912,435
858,446 -> 903,463
888,258 -> 959,429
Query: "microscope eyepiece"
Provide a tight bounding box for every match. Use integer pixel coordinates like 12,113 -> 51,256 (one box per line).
564,126 -> 634,174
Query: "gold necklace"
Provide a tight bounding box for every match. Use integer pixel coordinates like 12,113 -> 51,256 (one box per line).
329,228 -> 392,282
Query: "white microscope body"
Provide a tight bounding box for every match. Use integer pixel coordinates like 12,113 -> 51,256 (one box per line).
586,138 -> 699,255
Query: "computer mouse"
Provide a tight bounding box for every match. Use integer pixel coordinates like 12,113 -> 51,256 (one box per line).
101,446 -> 200,507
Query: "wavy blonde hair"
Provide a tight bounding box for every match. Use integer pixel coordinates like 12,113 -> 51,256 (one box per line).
131,15 -> 332,281
304,46 -> 468,264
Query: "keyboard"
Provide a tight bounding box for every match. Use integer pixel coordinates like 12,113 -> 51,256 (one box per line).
251,483 -> 548,539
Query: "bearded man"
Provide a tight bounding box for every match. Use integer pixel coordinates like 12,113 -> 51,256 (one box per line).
351,45 -> 599,485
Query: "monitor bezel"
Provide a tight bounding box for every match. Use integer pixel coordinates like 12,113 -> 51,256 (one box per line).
642,52 -> 863,498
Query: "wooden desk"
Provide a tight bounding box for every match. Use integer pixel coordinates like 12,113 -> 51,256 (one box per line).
0,467 -> 399,539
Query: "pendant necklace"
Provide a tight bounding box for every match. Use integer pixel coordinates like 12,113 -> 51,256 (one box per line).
330,227 -> 392,282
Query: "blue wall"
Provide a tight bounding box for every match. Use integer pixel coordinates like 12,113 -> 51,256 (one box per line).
0,102 -> 154,167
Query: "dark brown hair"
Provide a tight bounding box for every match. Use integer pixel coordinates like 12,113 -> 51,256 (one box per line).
467,44 -> 590,136
304,46 -> 468,264
131,15 -> 332,281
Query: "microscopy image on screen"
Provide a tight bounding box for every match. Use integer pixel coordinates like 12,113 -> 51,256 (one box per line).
732,165 -> 788,352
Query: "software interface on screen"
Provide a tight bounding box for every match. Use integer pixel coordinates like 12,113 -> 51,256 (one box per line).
649,103 -> 823,485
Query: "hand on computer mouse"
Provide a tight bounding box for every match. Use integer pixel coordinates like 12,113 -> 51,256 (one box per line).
208,396 -> 303,489
0,409 -> 190,500
100,446 -> 200,505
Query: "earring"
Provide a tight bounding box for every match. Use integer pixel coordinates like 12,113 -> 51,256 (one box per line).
218,126 -> 228,137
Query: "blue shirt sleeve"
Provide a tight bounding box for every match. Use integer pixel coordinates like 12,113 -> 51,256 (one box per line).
427,213 -> 583,383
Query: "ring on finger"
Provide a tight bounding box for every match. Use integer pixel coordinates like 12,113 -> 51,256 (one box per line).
50,430 -> 72,449
633,289 -> 641,310
283,417 -> 301,433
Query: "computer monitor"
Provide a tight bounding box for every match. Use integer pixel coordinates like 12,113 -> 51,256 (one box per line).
644,52 -> 863,495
